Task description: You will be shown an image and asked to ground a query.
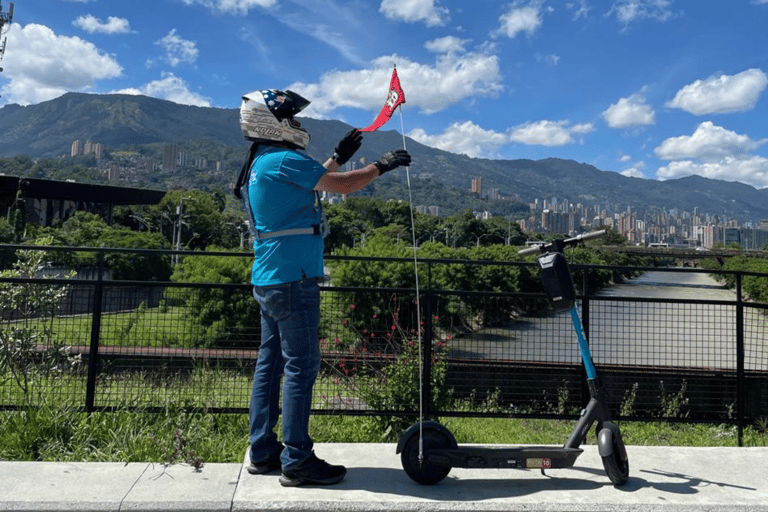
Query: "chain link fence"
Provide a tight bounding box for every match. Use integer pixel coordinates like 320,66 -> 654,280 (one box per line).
1,245 -> 766,445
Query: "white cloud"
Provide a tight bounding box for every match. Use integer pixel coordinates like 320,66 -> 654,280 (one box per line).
654,122 -> 768,189
535,53 -> 560,66
181,0 -> 276,14
0,23 -> 122,105
495,1 -> 545,38
510,120 -> 595,147
655,122 -> 766,161
603,91 -> 655,128
279,7 -> 368,66
666,68 -> 767,115
408,121 -> 509,158
111,73 -> 212,107
72,14 -> 131,34
424,36 -> 469,54
407,118 -> 596,157
621,167 -> 646,179
656,156 -> 768,189
379,0 -> 450,27
606,0 -> 677,26
621,160 -> 646,178
289,53 -> 503,118
153,29 -> 198,68
567,0 -> 591,20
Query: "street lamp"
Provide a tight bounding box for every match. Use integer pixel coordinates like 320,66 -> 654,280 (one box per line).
173,196 -> 194,264
129,214 -> 152,232
350,226 -> 370,249
472,233 -> 491,247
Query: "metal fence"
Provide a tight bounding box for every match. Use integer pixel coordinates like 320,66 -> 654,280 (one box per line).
1,245 -> 766,446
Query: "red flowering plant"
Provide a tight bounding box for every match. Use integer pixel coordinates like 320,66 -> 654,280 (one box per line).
319,292 -> 453,441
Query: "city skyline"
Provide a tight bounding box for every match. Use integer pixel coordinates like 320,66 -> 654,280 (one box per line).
1,1 -> 767,190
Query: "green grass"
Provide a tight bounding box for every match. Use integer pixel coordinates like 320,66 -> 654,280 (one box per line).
1,408 -> 765,464
440,416 -> 765,447
16,305 -> 200,348
1,368 -> 765,464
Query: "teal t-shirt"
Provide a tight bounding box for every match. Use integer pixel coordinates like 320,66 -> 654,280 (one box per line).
245,146 -> 327,286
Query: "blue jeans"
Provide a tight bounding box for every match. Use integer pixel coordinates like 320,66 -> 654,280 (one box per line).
249,278 -> 321,470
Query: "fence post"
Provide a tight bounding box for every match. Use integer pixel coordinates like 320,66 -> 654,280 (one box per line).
85,249 -> 105,413
735,272 -> 744,447
421,262 -> 433,417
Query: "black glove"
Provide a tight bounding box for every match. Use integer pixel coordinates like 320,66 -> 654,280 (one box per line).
374,149 -> 411,175
332,129 -> 363,165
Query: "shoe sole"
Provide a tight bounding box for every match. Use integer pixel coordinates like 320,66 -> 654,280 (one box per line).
278,473 -> 346,487
247,463 -> 281,475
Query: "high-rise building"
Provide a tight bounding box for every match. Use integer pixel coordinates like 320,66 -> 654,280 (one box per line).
71,140 -> 81,157
471,177 -> 483,197
163,145 -> 178,170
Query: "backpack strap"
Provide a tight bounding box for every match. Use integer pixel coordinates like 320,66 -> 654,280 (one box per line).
234,142 -> 259,199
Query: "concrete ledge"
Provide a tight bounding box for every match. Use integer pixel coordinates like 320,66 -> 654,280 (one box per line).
1,444 -> 767,512
233,444 -> 768,512
0,461 -> 149,511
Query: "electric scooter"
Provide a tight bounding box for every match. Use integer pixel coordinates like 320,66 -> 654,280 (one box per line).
397,230 -> 630,486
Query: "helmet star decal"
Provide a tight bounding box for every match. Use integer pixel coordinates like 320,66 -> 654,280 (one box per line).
262,90 -> 286,110
239,89 -> 311,149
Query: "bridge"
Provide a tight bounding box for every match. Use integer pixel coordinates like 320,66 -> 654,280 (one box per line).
603,245 -> 768,265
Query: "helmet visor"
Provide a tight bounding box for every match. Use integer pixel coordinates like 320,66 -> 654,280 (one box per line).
262,89 -> 310,120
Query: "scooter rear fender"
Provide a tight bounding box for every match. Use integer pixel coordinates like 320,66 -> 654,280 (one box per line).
396,421 -> 457,454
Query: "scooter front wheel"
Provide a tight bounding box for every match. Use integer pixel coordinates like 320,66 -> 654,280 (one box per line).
400,426 -> 453,485
598,423 -> 629,486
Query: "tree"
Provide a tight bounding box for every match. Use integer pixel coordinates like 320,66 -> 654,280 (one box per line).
99,229 -> 173,281
439,211 -> 487,248
484,216 -> 527,246
0,155 -> 34,175
0,240 -> 79,406
155,190 -> 233,250
53,212 -> 172,280
61,212 -> 108,247
170,248 -> 256,348
328,234 -> 535,335
324,203 -> 370,252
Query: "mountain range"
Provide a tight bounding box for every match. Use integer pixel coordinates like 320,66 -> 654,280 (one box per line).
2,92 -> 767,222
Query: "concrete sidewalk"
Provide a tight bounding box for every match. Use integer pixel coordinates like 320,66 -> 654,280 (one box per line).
1,444 -> 767,511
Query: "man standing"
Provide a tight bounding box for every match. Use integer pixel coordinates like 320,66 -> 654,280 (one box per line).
235,89 -> 411,486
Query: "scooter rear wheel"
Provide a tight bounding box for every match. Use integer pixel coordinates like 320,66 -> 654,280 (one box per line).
599,425 -> 629,486
400,427 -> 452,485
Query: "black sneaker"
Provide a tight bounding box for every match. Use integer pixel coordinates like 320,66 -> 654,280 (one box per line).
279,452 -> 347,487
247,450 -> 282,475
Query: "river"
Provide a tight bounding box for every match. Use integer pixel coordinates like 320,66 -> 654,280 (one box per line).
449,270 -> 768,371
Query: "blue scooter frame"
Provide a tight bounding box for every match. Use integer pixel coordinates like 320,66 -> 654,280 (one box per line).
397,230 -> 630,486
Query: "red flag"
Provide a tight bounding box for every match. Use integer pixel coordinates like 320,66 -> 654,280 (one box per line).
359,66 -> 406,132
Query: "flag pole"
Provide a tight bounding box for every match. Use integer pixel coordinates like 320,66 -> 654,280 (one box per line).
396,68 -> 425,462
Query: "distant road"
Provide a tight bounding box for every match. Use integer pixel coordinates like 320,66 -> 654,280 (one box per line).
450,270 -> 767,371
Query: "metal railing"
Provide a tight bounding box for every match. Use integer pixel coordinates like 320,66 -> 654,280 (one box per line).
1,245 -> 766,446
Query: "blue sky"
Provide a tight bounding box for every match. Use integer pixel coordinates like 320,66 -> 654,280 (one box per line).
1,0 -> 767,188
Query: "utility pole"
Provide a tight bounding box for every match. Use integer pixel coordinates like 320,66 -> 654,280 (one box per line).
0,2 -> 13,78
174,196 -> 193,265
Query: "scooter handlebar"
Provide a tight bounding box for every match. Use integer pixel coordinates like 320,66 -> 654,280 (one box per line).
575,229 -> 607,243
518,243 -> 546,256
518,229 -> 607,256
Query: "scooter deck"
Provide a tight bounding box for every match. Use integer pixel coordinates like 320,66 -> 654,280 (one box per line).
424,445 -> 583,470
